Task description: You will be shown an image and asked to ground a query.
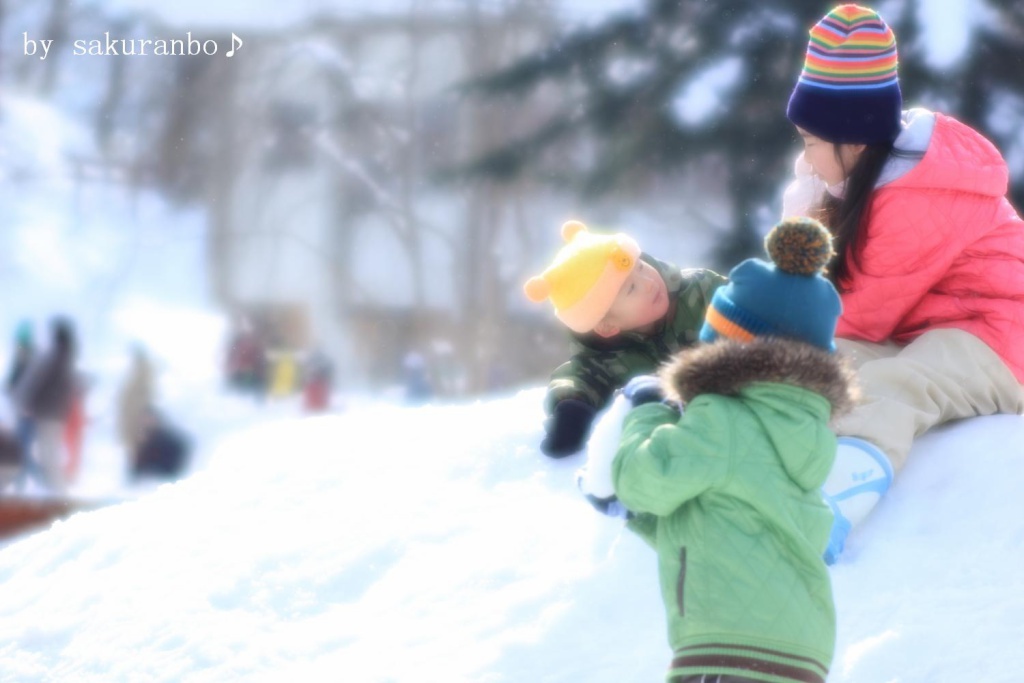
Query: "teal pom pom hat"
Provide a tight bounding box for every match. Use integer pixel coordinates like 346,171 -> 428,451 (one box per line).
786,4 -> 902,144
700,218 -> 842,352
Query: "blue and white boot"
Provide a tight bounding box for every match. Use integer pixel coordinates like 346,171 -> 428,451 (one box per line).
822,437 -> 894,564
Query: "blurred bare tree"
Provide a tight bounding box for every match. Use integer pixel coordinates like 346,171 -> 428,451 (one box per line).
39,2 -> 1023,392
38,0 -> 68,94
188,1 -> 575,393
454,0 -> 1024,269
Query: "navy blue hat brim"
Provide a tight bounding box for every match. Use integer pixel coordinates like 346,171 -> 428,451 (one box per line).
787,81 -> 903,145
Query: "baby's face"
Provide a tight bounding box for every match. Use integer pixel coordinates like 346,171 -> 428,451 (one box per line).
596,260 -> 670,337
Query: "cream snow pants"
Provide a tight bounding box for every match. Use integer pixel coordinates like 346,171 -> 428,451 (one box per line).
833,328 -> 1024,473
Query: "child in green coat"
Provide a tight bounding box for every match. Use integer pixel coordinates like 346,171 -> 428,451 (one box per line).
524,220 -> 725,458
580,218 -> 856,683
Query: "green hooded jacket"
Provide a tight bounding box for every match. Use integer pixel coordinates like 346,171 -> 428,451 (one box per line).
544,256 -> 726,414
613,339 -> 856,683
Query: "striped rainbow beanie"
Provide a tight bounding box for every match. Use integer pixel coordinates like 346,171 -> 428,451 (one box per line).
787,4 -> 902,144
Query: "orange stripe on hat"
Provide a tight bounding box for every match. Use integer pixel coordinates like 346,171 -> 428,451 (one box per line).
704,305 -> 756,343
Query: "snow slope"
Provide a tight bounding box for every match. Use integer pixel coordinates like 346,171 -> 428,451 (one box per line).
0,390 -> 1021,682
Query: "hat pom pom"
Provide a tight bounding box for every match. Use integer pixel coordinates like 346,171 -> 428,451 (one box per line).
561,220 -> 588,242
523,276 -> 550,303
765,217 -> 835,276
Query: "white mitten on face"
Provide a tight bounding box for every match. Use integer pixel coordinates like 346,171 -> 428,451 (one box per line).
781,152 -> 827,220
577,393 -> 633,499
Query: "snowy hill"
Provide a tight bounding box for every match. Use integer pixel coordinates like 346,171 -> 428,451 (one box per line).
0,390 -> 1021,681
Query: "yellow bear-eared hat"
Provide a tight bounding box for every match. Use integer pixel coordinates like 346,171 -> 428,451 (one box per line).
524,220 -> 641,334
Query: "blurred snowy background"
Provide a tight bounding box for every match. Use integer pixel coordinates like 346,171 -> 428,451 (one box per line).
5,0 -> 1021,396
0,1 -> 1022,680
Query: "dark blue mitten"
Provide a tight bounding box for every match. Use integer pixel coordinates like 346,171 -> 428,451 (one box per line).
540,399 -> 597,458
577,475 -> 631,519
622,374 -> 665,407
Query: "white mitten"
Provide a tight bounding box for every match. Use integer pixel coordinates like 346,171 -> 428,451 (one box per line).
781,152 -> 826,220
577,393 -> 633,500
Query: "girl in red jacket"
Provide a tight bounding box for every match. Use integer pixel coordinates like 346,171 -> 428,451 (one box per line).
783,4 -> 1024,563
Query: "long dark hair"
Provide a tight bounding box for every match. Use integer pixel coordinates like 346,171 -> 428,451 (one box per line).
817,143 -> 892,291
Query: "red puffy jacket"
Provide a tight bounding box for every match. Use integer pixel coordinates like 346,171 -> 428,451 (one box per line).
837,113 -> 1024,382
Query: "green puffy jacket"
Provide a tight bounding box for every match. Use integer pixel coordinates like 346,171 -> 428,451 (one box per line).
544,256 -> 726,414
613,338 -> 855,683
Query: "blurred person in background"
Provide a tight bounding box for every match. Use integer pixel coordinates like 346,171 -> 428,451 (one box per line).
402,350 -> 434,404
13,317 -> 78,494
129,407 -> 191,481
302,345 -> 334,413
268,349 -> 299,399
117,345 -> 155,471
226,317 -> 267,401
62,372 -> 91,484
0,425 -> 19,491
4,320 -> 35,395
4,320 -> 39,489
115,346 -> 191,483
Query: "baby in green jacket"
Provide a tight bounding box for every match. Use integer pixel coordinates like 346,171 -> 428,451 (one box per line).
580,218 -> 857,683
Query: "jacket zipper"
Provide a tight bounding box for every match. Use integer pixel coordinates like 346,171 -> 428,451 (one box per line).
676,547 -> 687,616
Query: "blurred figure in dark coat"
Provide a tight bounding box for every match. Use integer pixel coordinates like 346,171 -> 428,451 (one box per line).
130,408 -> 191,481
14,317 -> 78,493
4,321 -> 37,489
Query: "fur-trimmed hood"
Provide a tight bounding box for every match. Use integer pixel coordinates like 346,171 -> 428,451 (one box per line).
659,338 -> 857,491
660,337 -> 856,416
